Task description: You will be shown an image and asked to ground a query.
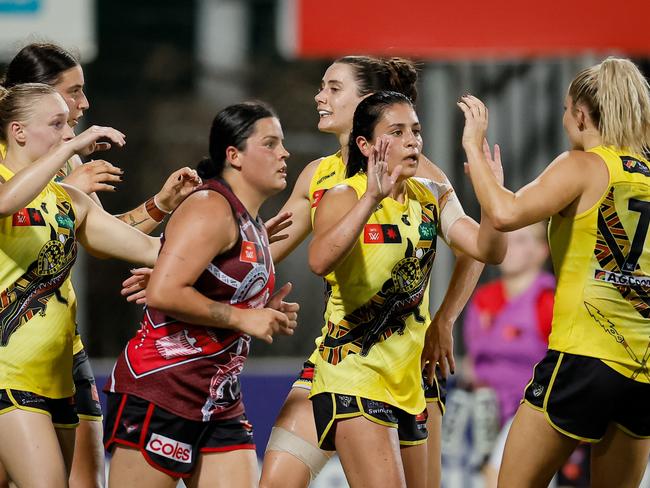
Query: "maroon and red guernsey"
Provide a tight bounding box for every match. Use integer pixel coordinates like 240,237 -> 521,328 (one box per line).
105,179 -> 276,421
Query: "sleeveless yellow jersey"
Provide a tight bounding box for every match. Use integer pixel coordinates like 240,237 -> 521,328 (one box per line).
1,142 -> 83,355
549,145 -> 650,382
0,164 -> 78,398
306,153 -> 347,364
310,174 -> 442,414
308,152 -> 347,223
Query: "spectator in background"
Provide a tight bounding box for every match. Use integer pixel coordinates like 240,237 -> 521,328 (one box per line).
462,221 -> 554,487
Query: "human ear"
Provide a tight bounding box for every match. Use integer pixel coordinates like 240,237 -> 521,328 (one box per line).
9,121 -> 26,144
225,146 -> 241,169
356,136 -> 372,157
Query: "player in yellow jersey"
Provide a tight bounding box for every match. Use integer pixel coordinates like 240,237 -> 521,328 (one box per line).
306,91 -> 505,488
0,83 -> 164,487
252,57 -> 487,488
0,42 -> 201,488
458,57 -> 650,488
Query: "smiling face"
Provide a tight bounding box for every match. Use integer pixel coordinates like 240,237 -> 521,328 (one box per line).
362,102 -> 423,179
53,65 -> 89,128
233,117 -> 290,197
314,62 -> 365,136
13,92 -> 73,161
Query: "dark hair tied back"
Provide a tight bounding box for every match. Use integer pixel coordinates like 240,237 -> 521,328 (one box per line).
335,56 -> 419,103
347,91 -> 414,178
4,43 -> 79,88
196,101 -> 277,180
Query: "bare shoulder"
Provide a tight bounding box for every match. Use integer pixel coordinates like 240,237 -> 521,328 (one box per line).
172,189 -> 233,220
416,155 -> 450,184
166,189 -> 239,249
317,183 -> 358,211
549,150 -> 608,174
297,157 -> 326,184
326,183 -> 357,198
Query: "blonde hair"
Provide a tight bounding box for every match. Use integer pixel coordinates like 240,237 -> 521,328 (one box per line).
0,83 -> 58,143
568,57 -> 650,155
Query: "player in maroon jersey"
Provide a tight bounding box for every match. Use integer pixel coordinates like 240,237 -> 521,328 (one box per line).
104,102 -> 299,487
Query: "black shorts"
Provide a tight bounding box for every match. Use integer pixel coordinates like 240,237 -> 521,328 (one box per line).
524,350 -> 650,442
294,360 -> 446,413
0,388 -> 78,428
423,366 -> 447,414
104,393 -> 255,478
73,349 -> 102,420
311,392 -> 428,451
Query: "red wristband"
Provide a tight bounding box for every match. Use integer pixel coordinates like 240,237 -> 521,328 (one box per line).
145,196 -> 168,223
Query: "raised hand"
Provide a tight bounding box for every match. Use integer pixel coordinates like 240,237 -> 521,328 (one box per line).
366,135 -> 402,202
155,167 -> 203,213
457,95 -> 488,150
63,159 -> 124,194
463,139 -> 504,186
265,211 -> 293,244
482,138 -> 504,185
66,125 -> 126,156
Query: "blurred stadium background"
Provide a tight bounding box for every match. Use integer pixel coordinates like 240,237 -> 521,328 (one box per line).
1,1 -> 649,486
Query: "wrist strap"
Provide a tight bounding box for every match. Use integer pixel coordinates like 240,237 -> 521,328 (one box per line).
145,196 -> 169,223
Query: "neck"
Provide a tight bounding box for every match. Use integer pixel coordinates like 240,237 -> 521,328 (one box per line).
503,269 -> 541,299
338,131 -> 350,164
581,129 -> 603,151
3,146 -> 33,174
388,179 -> 407,203
222,170 -> 265,218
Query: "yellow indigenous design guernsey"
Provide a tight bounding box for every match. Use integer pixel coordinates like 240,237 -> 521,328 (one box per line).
0,164 -> 78,398
0,142 -> 82,355
306,153 -> 347,364
0,143 -> 84,354
311,174 -> 441,414
549,146 -> 650,382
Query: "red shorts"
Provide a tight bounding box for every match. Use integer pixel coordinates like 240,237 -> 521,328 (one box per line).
104,392 -> 255,478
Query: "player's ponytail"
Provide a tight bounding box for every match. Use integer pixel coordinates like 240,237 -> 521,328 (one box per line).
199,101 -> 277,180
569,57 -> 650,155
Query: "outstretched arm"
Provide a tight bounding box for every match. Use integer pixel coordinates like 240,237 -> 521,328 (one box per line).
66,184 -> 160,266
0,126 -> 125,217
458,95 -> 595,230
270,158 -> 322,264
114,167 -> 202,233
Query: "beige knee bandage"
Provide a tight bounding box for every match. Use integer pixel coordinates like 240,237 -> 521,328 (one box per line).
265,427 -> 333,480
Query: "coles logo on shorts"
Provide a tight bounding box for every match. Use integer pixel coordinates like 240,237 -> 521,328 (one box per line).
146,433 -> 192,463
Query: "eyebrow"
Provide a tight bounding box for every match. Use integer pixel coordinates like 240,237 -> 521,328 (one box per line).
66,84 -> 84,91
386,122 -> 421,129
321,79 -> 343,87
262,135 -> 282,142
